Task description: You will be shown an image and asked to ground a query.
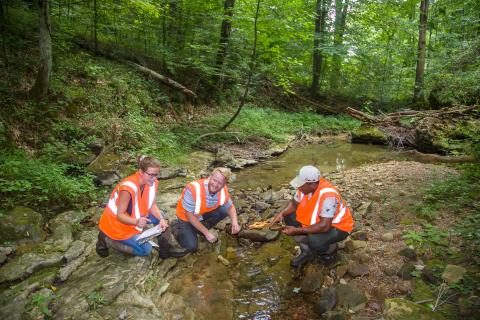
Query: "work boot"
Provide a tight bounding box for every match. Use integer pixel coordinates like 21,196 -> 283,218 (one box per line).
156,229 -> 189,259
104,237 -> 135,255
290,235 -> 315,268
96,231 -> 109,258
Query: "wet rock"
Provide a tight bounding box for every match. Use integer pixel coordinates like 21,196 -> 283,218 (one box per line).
336,283 -> 367,311
0,251 -> 63,283
87,137 -> 105,155
214,216 -> 231,231
301,269 -> 324,293
0,247 -> 14,265
348,262 -> 370,277
383,298 -> 447,319
238,229 -> 279,242
344,239 -> 367,252
352,126 -> 388,145
381,264 -> 398,276
94,170 -> 121,186
314,287 -> 337,315
253,201 -> 270,212
262,189 -> 279,204
397,262 -> 416,280
441,264 -> 466,284
350,231 -> 367,241
398,247 -> 417,260
393,280 -> 412,294
355,201 -> 373,219
0,206 -> 45,244
381,232 -> 394,242
63,240 -> 86,263
336,264 -> 349,279
157,167 -> 187,179
267,256 -> 280,267
0,268 -> 57,320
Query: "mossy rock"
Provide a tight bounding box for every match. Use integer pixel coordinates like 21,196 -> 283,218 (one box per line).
410,279 -> 435,302
384,298 -> 447,320
0,206 -> 45,244
351,126 -> 388,145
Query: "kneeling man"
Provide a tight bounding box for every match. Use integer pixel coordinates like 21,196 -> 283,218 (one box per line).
271,165 -> 353,267
172,167 -> 241,252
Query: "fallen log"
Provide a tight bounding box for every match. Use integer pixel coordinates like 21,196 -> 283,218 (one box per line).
345,107 -> 376,123
126,62 -> 197,98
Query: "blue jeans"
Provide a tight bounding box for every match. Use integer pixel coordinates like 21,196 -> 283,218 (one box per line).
115,213 -> 160,256
171,206 -> 229,252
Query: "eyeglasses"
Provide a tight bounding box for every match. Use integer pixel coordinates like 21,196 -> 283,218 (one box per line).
144,171 -> 158,178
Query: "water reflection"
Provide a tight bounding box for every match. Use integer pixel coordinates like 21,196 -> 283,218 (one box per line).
233,143 -> 398,190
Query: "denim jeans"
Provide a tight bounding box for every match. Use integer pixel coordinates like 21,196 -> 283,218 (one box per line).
283,213 -> 349,254
171,206 -> 229,252
113,213 -> 160,256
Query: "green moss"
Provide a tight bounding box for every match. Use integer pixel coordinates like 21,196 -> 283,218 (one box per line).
351,126 -> 388,144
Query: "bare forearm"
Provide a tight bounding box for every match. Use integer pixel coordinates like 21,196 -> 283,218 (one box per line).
280,200 -> 297,217
117,212 -> 138,226
186,211 -> 209,235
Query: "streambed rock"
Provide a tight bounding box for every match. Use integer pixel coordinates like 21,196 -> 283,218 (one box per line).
0,251 -> 63,283
238,229 -> 280,242
335,283 -> 367,311
0,206 -> 45,244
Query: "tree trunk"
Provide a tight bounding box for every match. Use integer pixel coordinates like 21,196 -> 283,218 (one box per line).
0,0 -> 8,69
93,0 -> 98,53
215,0 -> 236,85
221,0 -> 261,130
330,0 -> 348,91
413,0 -> 429,103
311,0 -> 330,97
30,0 -> 52,100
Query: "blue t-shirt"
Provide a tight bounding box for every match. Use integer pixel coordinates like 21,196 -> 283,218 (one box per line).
182,180 -> 232,213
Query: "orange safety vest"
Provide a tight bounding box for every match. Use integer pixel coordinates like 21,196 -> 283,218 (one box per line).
176,178 -> 231,222
295,178 -> 353,233
98,172 -> 158,240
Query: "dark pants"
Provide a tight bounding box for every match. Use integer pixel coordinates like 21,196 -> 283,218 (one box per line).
171,206 -> 229,252
284,213 -> 349,254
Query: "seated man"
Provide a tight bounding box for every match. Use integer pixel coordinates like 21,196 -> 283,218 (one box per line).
271,165 -> 353,268
172,167 -> 241,252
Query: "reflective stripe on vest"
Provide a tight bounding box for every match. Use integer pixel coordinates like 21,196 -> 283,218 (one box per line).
308,187 -> 339,225
107,181 -> 142,231
191,180 -> 226,215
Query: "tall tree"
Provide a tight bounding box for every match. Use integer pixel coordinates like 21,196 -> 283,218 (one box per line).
413,0 -> 429,103
330,0 -> 349,91
0,0 -> 8,69
311,0 -> 330,97
215,0 -> 236,85
30,0 -> 52,100
93,0 -> 98,53
221,0 -> 261,130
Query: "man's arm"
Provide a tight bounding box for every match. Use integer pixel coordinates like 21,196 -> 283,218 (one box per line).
185,211 -> 217,242
227,205 -> 241,234
282,218 -> 332,236
270,200 -> 299,226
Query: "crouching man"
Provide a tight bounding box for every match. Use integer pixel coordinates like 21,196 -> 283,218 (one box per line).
271,165 -> 354,267
172,167 -> 241,252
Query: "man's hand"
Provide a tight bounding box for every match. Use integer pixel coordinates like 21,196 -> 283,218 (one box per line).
204,231 -> 218,243
231,222 -> 241,235
282,226 -> 301,236
159,218 -> 169,231
136,217 -> 151,228
269,212 -> 283,228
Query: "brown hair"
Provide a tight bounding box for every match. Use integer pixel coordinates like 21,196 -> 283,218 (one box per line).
138,155 -> 161,172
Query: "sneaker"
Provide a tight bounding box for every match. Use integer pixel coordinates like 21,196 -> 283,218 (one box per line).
96,231 -> 109,258
290,250 -> 315,268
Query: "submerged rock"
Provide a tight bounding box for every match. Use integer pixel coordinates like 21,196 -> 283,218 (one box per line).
238,229 -> 280,242
314,287 -> 337,315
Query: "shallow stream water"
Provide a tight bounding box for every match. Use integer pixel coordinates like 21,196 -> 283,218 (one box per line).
166,142 -> 407,319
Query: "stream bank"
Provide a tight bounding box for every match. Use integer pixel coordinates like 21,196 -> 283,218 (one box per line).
1,137 -> 478,320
